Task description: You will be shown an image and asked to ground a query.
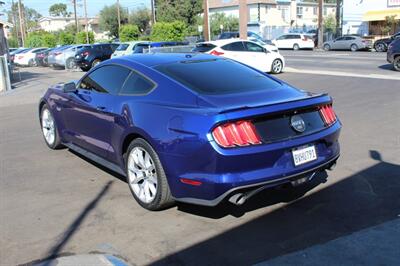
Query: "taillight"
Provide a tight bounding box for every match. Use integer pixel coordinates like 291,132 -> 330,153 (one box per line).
82,51 -> 89,57
212,120 -> 262,148
319,104 -> 337,126
54,52 -> 62,55
210,50 -> 224,56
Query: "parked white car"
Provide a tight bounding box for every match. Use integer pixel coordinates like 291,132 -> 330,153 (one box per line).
14,47 -> 48,66
195,39 -> 285,74
111,41 -> 149,58
272,34 -> 314,50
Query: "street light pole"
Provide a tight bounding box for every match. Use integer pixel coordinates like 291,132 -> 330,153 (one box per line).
117,0 -> 121,37
73,0 -> 78,33
203,0 -> 210,41
84,0 -> 89,43
239,0 -> 247,39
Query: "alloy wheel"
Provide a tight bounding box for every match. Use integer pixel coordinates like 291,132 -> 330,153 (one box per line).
127,147 -> 158,204
375,43 -> 385,52
272,59 -> 282,73
350,44 -> 358,52
41,109 -> 55,145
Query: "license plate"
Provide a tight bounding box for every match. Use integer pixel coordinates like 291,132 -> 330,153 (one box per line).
292,145 -> 317,166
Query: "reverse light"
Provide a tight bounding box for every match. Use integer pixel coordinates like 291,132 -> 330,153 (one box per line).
319,104 -> 337,126
210,50 -> 224,56
212,120 -> 262,148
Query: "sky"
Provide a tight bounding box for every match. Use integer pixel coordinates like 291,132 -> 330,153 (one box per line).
2,0 -> 150,18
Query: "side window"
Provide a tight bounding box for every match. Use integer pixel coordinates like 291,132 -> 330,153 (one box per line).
277,35 -> 286,40
336,37 -> 345,41
79,65 -> 130,94
120,71 -> 155,95
221,42 -> 245,51
244,42 -> 264,52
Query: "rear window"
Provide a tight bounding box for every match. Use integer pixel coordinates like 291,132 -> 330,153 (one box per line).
154,59 -> 280,95
133,44 -> 150,53
116,44 -> 129,51
192,43 -> 216,53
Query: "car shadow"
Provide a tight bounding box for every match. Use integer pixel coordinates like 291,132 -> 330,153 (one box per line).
150,150 -> 400,265
378,63 -> 395,71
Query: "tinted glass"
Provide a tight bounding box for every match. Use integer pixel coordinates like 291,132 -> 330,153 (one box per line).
79,65 -> 130,94
120,71 -> 154,95
133,44 -> 150,53
192,43 -> 216,53
336,37 -> 345,41
277,35 -> 286,40
221,42 -> 245,51
244,42 -> 264,52
116,44 -> 129,51
155,59 -> 280,95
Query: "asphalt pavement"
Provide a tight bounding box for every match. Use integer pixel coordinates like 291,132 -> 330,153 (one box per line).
1,51 -> 399,266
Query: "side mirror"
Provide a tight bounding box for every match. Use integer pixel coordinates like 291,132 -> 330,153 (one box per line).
264,48 -> 270,53
63,82 -> 77,93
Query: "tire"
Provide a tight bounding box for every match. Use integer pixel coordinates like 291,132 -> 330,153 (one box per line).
393,56 -> 400,72
293,44 -> 300,51
125,138 -> 174,211
66,58 -> 76,69
80,66 -> 90,72
28,59 -> 34,67
323,44 -> 331,51
91,59 -> 101,68
374,42 -> 386,52
271,59 -> 283,74
350,44 -> 358,52
40,104 -> 63,149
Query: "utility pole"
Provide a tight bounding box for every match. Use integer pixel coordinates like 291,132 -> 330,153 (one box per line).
150,0 -> 155,25
335,0 -> 341,37
117,0 -> 121,37
239,0 -> 247,39
203,0 -> 210,41
73,0 -> 78,33
17,0 -> 25,46
317,0 -> 323,49
83,0 -> 89,43
11,0 -> 20,46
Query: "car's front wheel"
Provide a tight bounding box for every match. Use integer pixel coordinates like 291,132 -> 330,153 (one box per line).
393,56 -> 400,71
374,42 -> 386,52
323,44 -> 331,51
40,104 -> 62,149
293,44 -> 300,51
271,59 -> 283,74
126,138 -> 174,210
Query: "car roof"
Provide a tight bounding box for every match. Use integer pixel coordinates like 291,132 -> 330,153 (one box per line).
107,53 -> 218,68
201,39 -> 259,47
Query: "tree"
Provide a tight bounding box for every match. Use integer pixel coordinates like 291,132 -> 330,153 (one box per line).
209,13 -> 239,37
75,31 -> 95,44
120,25 -> 140,41
58,31 -> 75,45
155,0 -> 202,26
7,2 -> 42,40
150,21 -> 187,41
129,8 -> 151,33
99,4 -> 128,38
323,14 -> 336,33
49,3 -> 70,17
7,37 -> 19,48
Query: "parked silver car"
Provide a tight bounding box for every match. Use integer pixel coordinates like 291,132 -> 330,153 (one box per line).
47,45 -> 72,67
49,44 -> 89,68
323,36 -> 372,52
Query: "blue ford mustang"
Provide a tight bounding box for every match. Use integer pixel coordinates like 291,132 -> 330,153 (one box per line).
39,53 -> 341,210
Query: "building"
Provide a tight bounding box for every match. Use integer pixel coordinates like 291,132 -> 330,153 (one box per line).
38,16 -> 109,40
208,0 -> 336,27
343,0 -> 400,36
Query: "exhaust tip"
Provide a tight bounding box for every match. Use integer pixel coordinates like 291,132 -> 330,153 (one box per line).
228,193 -> 247,205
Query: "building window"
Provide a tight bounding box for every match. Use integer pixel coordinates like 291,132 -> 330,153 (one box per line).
278,6 -> 289,22
297,6 -> 303,18
323,7 -> 327,16
313,7 -> 317,15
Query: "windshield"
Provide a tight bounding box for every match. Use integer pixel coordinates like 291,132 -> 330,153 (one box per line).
155,58 -> 280,95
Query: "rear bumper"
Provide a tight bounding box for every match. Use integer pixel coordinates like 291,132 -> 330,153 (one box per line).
165,121 -> 341,206
75,58 -> 92,68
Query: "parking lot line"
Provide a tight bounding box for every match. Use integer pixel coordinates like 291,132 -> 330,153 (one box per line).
284,67 -> 400,81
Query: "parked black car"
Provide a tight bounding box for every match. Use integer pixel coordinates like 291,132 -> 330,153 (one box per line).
387,38 -> 400,71
74,43 -> 119,71
35,48 -> 53,67
374,32 -> 400,52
